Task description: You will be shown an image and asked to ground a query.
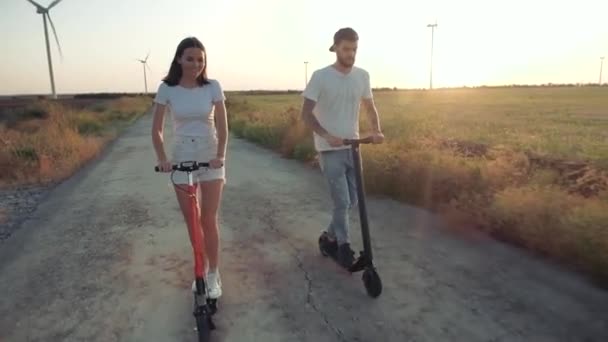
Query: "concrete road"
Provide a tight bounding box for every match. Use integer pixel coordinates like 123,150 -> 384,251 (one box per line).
1,113 -> 607,342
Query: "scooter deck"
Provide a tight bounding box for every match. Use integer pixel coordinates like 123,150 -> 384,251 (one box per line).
324,251 -> 352,271
320,236 -> 371,273
207,299 -> 218,315
319,237 -> 353,271
323,247 -> 340,262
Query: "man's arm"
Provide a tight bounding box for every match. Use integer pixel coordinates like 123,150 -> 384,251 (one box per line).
362,98 -> 382,133
301,98 -> 329,138
301,70 -> 329,138
301,98 -> 343,147
361,71 -> 384,144
301,70 -> 343,147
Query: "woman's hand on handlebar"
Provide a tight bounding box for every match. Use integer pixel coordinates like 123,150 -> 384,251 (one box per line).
209,157 -> 225,169
157,159 -> 173,172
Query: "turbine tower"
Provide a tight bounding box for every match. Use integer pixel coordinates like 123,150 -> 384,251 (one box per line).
304,61 -> 309,88
137,52 -> 151,94
427,21 -> 438,90
600,57 -> 605,85
25,0 -> 65,99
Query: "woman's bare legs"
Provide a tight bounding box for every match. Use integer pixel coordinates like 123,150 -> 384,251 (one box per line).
197,179 -> 224,298
198,179 -> 224,272
172,177 -> 223,298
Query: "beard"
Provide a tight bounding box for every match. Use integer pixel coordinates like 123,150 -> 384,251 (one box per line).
337,55 -> 355,68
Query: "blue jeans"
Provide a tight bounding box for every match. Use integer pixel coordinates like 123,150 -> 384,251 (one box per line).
319,149 -> 358,245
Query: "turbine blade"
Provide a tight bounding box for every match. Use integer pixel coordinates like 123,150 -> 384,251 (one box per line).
46,13 -> 63,60
47,0 -> 64,10
145,51 -> 150,62
146,63 -> 152,72
25,0 -> 44,10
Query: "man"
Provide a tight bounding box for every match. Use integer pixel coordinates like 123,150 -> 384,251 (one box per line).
301,27 -> 384,269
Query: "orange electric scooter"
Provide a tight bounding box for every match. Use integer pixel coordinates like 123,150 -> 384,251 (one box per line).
155,160 -> 218,342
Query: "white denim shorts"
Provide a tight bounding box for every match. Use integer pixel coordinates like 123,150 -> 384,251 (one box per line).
170,135 -> 225,184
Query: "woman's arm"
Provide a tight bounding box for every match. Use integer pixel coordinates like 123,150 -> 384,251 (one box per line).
151,103 -> 168,163
214,100 -> 228,160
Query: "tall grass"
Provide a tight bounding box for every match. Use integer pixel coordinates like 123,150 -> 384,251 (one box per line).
0,97 -> 151,187
226,87 -> 608,285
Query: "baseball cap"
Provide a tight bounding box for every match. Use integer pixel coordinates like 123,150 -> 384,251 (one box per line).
329,27 -> 359,52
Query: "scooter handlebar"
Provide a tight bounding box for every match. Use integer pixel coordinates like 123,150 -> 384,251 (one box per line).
343,136 -> 374,145
154,161 -> 212,172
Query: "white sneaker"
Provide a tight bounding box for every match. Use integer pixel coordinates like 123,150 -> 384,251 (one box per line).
206,270 -> 222,299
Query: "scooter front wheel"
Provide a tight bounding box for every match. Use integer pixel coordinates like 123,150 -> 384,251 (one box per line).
193,297 -> 215,342
362,267 -> 382,298
195,314 -> 212,342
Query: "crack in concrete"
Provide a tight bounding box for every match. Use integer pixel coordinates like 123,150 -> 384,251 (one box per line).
261,204 -> 347,342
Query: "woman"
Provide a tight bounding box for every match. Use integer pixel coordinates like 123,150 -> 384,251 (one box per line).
151,37 -> 228,299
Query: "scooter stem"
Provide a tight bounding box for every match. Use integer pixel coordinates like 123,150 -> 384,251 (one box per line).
350,143 -> 373,263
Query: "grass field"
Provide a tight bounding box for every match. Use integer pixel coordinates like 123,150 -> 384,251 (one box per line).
0,96 -> 152,187
225,86 -> 608,285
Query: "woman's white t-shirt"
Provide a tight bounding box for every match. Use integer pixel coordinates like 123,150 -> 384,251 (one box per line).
153,80 -> 226,138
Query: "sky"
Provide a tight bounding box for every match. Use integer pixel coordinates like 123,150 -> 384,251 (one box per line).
1,0 -> 607,95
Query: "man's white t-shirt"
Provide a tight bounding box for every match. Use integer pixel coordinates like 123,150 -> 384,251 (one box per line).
154,80 -> 226,138
302,65 -> 373,152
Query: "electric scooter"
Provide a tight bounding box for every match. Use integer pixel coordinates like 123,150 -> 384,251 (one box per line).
154,160 -> 219,342
318,136 -> 383,298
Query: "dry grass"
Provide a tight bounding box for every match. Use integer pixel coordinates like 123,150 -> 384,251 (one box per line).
0,96 -> 151,188
225,86 -> 608,285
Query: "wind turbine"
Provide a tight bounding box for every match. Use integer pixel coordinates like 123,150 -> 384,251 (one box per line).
136,52 -> 151,94
25,0 -> 64,100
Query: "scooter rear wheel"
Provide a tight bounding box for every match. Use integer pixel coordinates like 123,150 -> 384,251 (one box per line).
362,267 -> 382,298
318,235 -> 329,257
207,298 -> 218,315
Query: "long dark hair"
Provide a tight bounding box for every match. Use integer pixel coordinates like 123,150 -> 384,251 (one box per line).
162,37 -> 210,86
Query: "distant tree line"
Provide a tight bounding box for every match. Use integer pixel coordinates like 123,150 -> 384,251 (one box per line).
73,93 -> 155,99
8,83 -> 601,101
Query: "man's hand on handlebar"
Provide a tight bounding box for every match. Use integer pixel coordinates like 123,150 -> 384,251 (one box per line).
343,132 -> 385,146
324,134 -> 344,147
371,131 -> 385,144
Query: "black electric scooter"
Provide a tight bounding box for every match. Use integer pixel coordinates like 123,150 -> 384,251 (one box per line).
318,136 -> 383,298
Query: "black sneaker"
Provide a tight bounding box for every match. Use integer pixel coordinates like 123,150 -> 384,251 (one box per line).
337,243 -> 355,269
319,231 -> 338,257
